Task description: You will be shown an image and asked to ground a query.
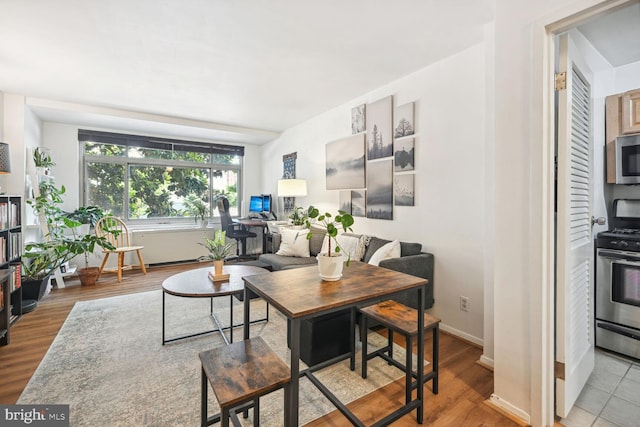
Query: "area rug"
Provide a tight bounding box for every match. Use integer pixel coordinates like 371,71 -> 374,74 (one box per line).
18,290 -> 419,426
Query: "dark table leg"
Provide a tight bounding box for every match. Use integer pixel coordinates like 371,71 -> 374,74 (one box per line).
243,287 -> 250,340
288,318 -> 300,426
417,285 -> 425,424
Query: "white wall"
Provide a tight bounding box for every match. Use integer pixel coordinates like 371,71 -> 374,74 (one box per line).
493,1 -> 621,425
263,43 -> 489,345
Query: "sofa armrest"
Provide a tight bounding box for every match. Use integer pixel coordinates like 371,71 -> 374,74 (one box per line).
379,252 -> 434,309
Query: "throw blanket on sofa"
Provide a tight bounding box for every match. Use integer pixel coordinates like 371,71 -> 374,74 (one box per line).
321,234 -> 370,261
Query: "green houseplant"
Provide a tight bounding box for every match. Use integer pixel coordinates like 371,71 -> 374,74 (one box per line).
184,194 -> 209,226
305,206 -> 355,281
63,206 -> 105,227
200,230 -> 234,276
27,150 -> 114,286
288,206 -> 308,228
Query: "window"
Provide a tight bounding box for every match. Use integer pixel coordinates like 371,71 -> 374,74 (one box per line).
80,130 -> 244,223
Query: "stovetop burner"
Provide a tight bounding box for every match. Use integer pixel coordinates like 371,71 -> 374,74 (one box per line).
609,228 -> 640,235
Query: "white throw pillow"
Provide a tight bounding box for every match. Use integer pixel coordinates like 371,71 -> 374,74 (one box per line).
275,228 -> 310,258
367,240 -> 401,266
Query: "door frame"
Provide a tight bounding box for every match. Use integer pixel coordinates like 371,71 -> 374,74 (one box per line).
532,1 -> 634,425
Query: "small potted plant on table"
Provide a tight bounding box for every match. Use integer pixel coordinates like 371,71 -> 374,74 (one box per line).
200,230 -> 234,278
305,206 -> 355,281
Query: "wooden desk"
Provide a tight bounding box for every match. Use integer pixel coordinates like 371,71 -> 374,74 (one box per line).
242,262 -> 428,426
233,218 -> 268,254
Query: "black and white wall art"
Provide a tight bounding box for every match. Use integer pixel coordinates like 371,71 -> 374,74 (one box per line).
394,137 -> 414,172
366,96 -> 393,160
394,174 -> 415,206
393,102 -> 415,138
339,191 -> 351,213
351,104 -> 366,134
366,160 -> 393,220
351,190 -> 366,217
326,134 -> 366,190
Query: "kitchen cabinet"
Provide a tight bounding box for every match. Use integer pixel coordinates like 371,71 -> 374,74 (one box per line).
621,89 -> 640,135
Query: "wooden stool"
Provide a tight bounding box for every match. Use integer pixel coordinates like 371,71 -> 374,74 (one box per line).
199,337 -> 290,427
360,300 -> 440,406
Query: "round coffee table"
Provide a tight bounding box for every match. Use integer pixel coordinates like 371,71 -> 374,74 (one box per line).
162,264 -> 269,345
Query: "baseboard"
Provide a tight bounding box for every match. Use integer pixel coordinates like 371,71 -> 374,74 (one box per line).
476,354 -> 494,371
439,323 -> 483,348
486,394 -> 531,426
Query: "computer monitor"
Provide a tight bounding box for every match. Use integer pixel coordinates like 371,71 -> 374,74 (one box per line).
262,194 -> 272,213
249,195 -> 263,213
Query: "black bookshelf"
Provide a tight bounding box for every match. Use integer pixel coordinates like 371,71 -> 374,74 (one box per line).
0,195 -> 22,346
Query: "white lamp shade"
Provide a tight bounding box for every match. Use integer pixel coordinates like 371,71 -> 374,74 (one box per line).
278,179 -> 307,197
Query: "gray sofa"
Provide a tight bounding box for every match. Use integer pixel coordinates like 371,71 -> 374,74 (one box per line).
259,230 -> 434,310
259,230 -> 435,366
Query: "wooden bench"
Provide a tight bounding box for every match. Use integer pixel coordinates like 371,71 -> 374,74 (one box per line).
360,300 -> 440,406
199,337 -> 290,427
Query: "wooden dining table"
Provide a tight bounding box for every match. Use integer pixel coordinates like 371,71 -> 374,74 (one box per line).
242,261 -> 429,426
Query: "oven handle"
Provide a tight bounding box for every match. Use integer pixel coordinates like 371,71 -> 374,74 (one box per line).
597,322 -> 640,341
598,250 -> 640,263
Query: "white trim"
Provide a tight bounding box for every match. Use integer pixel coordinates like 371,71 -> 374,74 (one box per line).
440,322 -> 483,348
479,355 -> 494,369
489,394 -> 531,425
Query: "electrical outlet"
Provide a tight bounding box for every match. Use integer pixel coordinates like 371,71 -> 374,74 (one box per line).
460,296 -> 470,312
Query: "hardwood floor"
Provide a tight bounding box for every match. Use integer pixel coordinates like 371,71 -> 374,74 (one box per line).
0,262 -> 518,426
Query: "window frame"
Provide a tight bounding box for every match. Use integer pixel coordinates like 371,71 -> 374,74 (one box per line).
80,130 -> 244,225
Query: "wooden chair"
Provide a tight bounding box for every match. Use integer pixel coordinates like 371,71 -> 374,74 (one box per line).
359,300 -> 440,413
95,216 -> 147,283
199,337 -> 291,427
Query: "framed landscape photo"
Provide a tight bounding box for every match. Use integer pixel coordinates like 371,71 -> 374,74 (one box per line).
351,190 -> 366,217
351,103 -> 366,134
394,102 -> 415,138
366,159 -> 393,220
394,174 -> 415,206
339,191 -> 352,213
366,95 -> 393,160
326,134 -> 366,190
394,137 -> 414,172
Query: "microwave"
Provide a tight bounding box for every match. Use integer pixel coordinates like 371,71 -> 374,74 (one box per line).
615,134 -> 640,184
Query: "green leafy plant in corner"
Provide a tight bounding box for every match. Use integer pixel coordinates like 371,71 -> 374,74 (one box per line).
33,147 -> 55,168
305,206 -> 355,264
63,206 -> 105,227
288,206 -> 308,226
200,230 -> 234,261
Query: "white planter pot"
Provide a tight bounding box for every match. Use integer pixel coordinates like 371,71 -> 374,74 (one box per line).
316,253 -> 344,281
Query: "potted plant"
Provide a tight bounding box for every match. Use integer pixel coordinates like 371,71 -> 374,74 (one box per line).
184,194 -> 209,227
305,206 -> 355,281
63,206 -> 105,235
288,206 -> 308,229
200,230 -> 234,276
57,217 -> 115,286
33,147 -> 55,175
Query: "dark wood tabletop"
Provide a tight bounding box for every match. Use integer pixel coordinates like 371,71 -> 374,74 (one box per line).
242,261 -> 428,318
162,264 -> 268,297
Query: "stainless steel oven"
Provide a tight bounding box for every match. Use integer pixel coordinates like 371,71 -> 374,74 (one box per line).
595,199 -> 640,359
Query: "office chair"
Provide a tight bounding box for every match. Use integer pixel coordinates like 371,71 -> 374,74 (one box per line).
216,196 -> 257,259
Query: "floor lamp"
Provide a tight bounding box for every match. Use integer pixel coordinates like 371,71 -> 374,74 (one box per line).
277,179 -> 307,216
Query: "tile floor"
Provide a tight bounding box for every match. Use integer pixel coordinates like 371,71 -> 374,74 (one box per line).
561,348 -> 640,426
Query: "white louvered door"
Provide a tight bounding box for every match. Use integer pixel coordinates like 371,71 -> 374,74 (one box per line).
555,33 -> 595,418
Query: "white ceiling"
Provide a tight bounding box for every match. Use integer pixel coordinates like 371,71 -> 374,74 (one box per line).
0,0 -> 493,144
1,1 -> 638,145
576,1 -> 640,67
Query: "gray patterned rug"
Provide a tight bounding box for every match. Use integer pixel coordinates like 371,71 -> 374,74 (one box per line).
18,290 -> 414,426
